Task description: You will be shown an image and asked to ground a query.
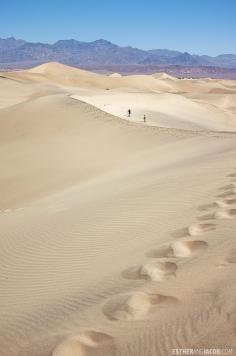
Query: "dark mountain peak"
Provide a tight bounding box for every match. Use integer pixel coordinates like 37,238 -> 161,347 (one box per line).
148,49 -> 182,58
91,39 -> 116,47
182,52 -> 191,57
92,39 -> 112,44
170,51 -> 201,65
0,37 -> 26,50
215,54 -> 236,58
53,39 -> 85,49
0,36 -> 18,41
54,39 -> 82,45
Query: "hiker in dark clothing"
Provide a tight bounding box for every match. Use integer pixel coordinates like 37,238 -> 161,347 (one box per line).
144,114 -> 146,123
128,109 -> 131,117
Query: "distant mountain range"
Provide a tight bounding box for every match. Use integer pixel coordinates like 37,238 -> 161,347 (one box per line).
0,37 -> 236,78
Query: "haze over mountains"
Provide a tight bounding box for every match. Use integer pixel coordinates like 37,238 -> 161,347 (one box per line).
1,37 -> 236,78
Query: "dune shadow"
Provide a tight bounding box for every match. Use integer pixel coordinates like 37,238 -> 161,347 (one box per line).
197,213 -> 216,221
215,208 -> 236,219
217,191 -> 236,198
218,184 -> 236,191
228,173 -> 236,178
146,245 -> 174,258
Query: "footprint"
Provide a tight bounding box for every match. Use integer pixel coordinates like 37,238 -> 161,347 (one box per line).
18,334 -> 63,356
171,227 -> 190,238
146,244 -> 174,258
173,223 -> 215,238
102,292 -> 151,321
219,250 -> 236,266
226,311 -> 236,332
198,203 -> 217,211
140,261 -> 177,282
215,198 -> 236,208
215,208 -> 236,219
219,184 -> 236,191
217,190 -> 236,198
227,173 -> 236,178
197,212 -> 216,221
225,251 -> 236,263
148,239 -> 208,259
0,209 -> 12,214
53,330 -> 115,356
225,250 -> 236,263
122,261 -> 177,282
121,265 -> 143,280
188,223 -> 216,236
171,239 -> 208,258
102,291 -> 178,321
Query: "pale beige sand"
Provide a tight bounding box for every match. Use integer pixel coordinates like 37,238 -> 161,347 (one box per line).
0,63 -> 236,356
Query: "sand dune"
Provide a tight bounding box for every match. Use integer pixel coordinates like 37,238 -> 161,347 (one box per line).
0,76 -> 35,108
72,91 -> 236,131
1,62 -> 236,356
152,72 -> 177,80
109,72 -> 122,78
14,63 -> 233,132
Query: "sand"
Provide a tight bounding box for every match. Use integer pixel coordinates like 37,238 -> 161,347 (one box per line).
0,62 -> 236,356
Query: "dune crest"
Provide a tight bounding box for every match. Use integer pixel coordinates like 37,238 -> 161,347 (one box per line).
152,72 -> 177,80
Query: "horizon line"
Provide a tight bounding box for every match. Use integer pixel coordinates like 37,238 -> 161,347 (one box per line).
1,36 -> 235,57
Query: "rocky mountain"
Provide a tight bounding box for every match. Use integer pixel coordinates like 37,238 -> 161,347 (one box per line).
0,37 -> 26,50
0,37 -> 235,72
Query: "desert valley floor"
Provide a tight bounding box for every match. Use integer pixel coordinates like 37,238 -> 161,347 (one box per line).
0,63 -> 236,356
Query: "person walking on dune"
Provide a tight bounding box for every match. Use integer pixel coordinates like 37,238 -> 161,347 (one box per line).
128,109 -> 131,117
144,114 -> 146,123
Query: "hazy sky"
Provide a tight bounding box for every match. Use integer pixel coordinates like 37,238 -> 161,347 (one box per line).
1,0 -> 235,55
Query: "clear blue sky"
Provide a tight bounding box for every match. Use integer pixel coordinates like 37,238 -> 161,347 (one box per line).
1,0 -> 235,55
